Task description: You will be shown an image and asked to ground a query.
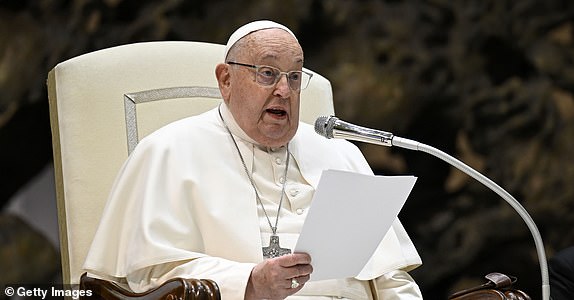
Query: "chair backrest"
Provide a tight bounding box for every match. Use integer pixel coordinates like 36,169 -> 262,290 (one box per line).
47,41 -> 334,285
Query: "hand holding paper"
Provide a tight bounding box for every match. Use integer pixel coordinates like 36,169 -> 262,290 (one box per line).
294,169 -> 417,281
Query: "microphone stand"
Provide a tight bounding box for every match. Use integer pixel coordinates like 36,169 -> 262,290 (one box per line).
390,136 -> 550,300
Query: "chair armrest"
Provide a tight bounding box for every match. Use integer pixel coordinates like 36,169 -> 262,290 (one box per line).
79,272 -> 221,300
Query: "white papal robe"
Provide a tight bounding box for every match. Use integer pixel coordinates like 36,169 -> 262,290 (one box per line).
84,104 -> 423,299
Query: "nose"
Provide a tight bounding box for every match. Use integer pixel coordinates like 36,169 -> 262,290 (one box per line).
273,74 -> 292,98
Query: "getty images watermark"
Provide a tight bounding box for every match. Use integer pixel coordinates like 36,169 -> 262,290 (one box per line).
3,284 -> 93,299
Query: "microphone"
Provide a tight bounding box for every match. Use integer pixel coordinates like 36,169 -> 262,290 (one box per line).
314,116 -> 395,147
313,115 -> 550,300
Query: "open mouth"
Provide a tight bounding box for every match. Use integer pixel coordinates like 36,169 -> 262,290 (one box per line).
266,108 -> 287,117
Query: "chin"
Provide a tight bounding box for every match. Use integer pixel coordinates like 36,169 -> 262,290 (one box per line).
260,134 -> 293,148
259,127 -> 297,147
261,138 -> 289,148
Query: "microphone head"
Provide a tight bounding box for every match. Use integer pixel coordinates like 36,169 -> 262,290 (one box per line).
314,115 -> 338,139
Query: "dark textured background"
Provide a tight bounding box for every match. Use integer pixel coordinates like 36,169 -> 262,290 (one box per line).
1,0 -> 574,298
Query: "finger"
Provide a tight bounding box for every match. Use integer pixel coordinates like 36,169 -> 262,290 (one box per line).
294,274 -> 311,285
285,275 -> 310,294
286,277 -> 301,290
278,252 -> 312,267
276,258 -> 313,281
289,263 -> 313,278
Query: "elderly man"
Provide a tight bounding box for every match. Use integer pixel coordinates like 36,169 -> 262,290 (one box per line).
84,20 -> 423,299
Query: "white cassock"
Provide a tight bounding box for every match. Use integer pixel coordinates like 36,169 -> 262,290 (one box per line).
84,103 -> 423,299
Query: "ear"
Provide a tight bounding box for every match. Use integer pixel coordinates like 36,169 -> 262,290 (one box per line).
215,63 -> 231,104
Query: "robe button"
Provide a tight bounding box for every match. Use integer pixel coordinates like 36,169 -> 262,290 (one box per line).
296,208 -> 304,215
290,189 -> 299,197
279,177 -> 285,184
275,157 -> 282,165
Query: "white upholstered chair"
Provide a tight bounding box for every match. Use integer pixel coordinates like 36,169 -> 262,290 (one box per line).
47,41 -> 334,296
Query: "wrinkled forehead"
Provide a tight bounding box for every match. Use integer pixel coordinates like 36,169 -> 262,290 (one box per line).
241,29 -> 303,64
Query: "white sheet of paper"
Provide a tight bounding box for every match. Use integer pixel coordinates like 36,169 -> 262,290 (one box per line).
294,169 -> 417,281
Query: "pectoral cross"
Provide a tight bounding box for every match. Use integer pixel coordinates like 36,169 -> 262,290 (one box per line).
262,235 -> 291,259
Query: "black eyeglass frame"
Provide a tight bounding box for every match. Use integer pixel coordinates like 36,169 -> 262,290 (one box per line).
226,61 -> 313,91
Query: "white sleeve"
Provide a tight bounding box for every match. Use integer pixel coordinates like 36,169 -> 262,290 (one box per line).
375,269 -> 423,300
126,256 -> 256,299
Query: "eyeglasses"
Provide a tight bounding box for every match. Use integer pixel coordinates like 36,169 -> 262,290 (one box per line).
227,61 -> 313,91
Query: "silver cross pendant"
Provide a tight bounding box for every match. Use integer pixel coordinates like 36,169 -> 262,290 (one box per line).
262,235 -> 291,259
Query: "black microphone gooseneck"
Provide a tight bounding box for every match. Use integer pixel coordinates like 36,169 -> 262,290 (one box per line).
314,115 -> 550,300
